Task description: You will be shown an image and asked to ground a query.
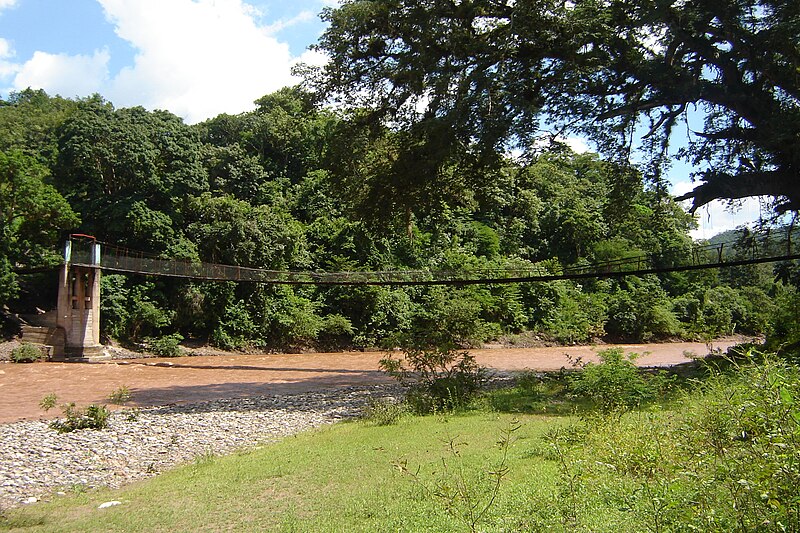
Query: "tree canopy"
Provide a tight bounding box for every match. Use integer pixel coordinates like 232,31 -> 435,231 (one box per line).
310,0 -> 800,214
0,86 -> 790,350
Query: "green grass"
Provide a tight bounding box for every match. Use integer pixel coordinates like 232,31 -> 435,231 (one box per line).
3,353 -> 798,532
1,414 -> 570,532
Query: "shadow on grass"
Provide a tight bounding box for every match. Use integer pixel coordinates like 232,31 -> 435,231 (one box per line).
0,513 -> 47,530
481,361 -> 711,417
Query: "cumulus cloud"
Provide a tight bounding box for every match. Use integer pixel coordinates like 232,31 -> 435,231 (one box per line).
13,49 -> 110,98
3,0 -> 319,122
100,0 -> 300,123
562,136 -> 590,154
0,37 -> 19,78
0,0 -> 18,11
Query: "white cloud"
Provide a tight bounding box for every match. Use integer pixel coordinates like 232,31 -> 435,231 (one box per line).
3,1 -> 316,122
12,49 -> 110,98
264,10 -> 315,34
0,37 -> 19,78
0,0 -> 18,11
295,47 -> 328,69
99,0 -> 299,123
562,136 -> 590,154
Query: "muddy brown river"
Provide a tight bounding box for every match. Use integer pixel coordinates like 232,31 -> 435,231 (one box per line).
0,340 -> 741,424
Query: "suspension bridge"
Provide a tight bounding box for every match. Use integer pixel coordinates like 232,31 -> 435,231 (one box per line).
15,228 -> 800,359
65,230 -> 800,286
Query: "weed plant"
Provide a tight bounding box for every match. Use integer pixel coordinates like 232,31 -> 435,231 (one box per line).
537,351 -> 800,531
393,421 -> 520,533
10,343 -> 44,363
108,385 -> 132,405
39,394 -> 111,433
361,398 -> 407,426
568,348 -> 676,413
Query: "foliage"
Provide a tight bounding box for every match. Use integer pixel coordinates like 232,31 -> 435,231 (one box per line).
0,150 -> 79,307
569,348 -> 670,413
147,334 -> 184,358
49,404 -> 111,434
547,352 -> 800,531
10,343 -> 45,363
380,344 -> 486,413
604,276 -> 681,341
40,394 -> 111,433
211,300 -> 258,350
107,385 -> 132,405
0,87 -> 786,351
126,285 -> 173,341
767,283 -> 800,359
360,397 -> 407,426
39,393 -> 57,411
311,0 -> 800,215
99,275 -> 130,340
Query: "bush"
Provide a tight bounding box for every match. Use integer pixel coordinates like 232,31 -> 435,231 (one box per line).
148,333 -> 184,357
361,398 -> 407,426
380,344 -> 486,414
569,348 -> 665,413
549,352 -> 800,531
108,385 -> 132,404
10,343 -> 45,363
50,404 -> 110,433
41,395 -> 110,433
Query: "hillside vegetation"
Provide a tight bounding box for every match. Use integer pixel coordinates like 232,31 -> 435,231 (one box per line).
1,88 -> 799,353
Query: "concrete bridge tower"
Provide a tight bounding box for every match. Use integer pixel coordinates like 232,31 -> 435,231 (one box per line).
56,239 -> 104,359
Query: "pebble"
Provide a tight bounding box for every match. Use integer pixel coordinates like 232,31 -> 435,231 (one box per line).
98,501 -> 121,509
0,384 -> 404,509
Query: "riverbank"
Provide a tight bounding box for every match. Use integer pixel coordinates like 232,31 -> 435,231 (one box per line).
0,384 -> 403,510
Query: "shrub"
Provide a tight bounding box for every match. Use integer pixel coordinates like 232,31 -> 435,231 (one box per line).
548,352 -> 800,531
361,398 -> 407,426
108,385 -> 132,404
380,344 -> 486,414
50,404 -> 110,433
675,353 -> 800,530
10,343 -> 45,363
148,333 -> 184,357
569,348 -> 663,413
40,395 -> 110,433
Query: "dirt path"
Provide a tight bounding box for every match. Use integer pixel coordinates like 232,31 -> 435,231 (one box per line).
0,340 -> 739,424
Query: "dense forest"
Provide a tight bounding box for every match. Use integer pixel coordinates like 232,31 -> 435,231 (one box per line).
1,86 -> 797,353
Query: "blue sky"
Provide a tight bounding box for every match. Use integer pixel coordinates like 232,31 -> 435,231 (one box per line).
0,0 -> 765,237
0,0 -> 330,122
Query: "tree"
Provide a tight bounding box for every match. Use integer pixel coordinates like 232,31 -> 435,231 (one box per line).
0,150 -> 79,306
310,0 -> 800,214
0,89 -> 78,167
55,97 -> 208,246
183,193 -> 308,269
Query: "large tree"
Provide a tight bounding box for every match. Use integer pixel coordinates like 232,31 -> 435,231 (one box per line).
309,0 -> 800,214
0,150 -> 79,306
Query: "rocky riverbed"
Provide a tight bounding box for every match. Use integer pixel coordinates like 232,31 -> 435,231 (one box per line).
0,384 -> 404,510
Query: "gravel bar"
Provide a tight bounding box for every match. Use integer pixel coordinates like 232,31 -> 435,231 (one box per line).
0,384 -> 404,509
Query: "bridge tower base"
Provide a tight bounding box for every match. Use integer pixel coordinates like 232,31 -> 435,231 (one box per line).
55,242 -> 107,361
